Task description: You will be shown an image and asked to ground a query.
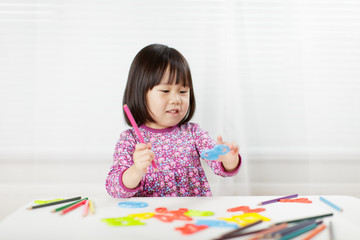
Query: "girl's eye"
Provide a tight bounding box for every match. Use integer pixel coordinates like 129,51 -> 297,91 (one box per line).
161,90 -> 170,93
180,91 -> 188,94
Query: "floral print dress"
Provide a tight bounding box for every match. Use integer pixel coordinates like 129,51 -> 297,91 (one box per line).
105,123 -> 241,198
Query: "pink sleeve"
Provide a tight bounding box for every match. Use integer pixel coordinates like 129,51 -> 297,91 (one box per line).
206,155 -> 241,177
191,123 -> 241,177
105,130 -> 143,198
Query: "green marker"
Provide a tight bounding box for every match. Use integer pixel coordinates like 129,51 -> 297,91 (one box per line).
52,198 -> 88,212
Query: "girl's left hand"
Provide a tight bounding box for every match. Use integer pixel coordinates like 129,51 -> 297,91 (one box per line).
216,136 -> 240,172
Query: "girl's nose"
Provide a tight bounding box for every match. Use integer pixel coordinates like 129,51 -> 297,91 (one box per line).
170,93 -> 181,104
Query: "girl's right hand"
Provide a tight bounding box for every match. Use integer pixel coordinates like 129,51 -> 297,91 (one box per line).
133,143 -> 155,177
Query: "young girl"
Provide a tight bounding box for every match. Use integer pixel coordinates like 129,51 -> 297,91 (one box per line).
106,44 -> 241,198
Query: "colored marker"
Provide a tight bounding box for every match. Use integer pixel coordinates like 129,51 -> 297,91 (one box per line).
301,224 -> 326,240
280,222 -> 318,240
320,196 -> 343,212
258,194 -> 298,205
60,199 -> 87,215
83,200 -> 90,217
274,213 -> 333,225
270,220 -> 317,238
89,200 -> 95,214
329,221 -> 334,240
52,198 -> 88,212
123,104 -> 158,171
217,220 -> 262,239
34,198 -> 64,204
247,223 -> 288,240
27,196 -> 81,209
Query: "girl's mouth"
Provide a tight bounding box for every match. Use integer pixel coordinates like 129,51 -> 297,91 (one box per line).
166,109 -> 179,114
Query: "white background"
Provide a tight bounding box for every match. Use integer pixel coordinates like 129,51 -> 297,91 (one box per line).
1,0 -> 360,220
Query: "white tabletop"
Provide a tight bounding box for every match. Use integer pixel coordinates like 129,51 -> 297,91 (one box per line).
0,195 -> 359,240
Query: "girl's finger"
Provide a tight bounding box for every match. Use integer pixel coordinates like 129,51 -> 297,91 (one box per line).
217,136 -> 223,144
230,143 -> 238,150
232,145 -> 239,154
135,143 -> 149,151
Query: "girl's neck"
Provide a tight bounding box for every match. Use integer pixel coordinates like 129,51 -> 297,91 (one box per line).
140,124 -> 178,133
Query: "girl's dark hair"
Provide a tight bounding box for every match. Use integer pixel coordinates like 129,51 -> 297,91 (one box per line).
123,44 -> 196,126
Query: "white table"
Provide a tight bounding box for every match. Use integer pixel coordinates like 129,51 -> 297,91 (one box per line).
0,195 -> 359,239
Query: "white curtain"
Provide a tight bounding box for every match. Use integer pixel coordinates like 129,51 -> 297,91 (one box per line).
1,0 -> 360,196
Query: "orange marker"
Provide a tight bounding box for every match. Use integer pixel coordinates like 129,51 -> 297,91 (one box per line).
301,224 -> 326,240
279,198 -> 312,203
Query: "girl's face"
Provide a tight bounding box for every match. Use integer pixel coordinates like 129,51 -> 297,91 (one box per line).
145,70 -> 190,129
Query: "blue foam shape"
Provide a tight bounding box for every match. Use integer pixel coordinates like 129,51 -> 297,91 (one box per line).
200,145 -> 230,160
118,201 -> 148,208
196,219 -> 238,228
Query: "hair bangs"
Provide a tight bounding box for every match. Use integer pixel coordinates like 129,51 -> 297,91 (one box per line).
164,62 -> 191,88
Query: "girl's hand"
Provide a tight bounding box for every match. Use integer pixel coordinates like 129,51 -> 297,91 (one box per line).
216,136 -> 240,172
133,143 -> 155,177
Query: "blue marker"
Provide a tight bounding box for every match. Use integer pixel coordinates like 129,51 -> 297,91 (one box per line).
319,197 -> 343,212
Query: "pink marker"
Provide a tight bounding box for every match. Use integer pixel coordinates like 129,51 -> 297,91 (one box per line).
83,199 -> 90,217
123,104 -> 158,171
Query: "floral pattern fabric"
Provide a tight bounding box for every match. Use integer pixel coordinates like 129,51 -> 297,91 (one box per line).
105,123 -> 241,198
